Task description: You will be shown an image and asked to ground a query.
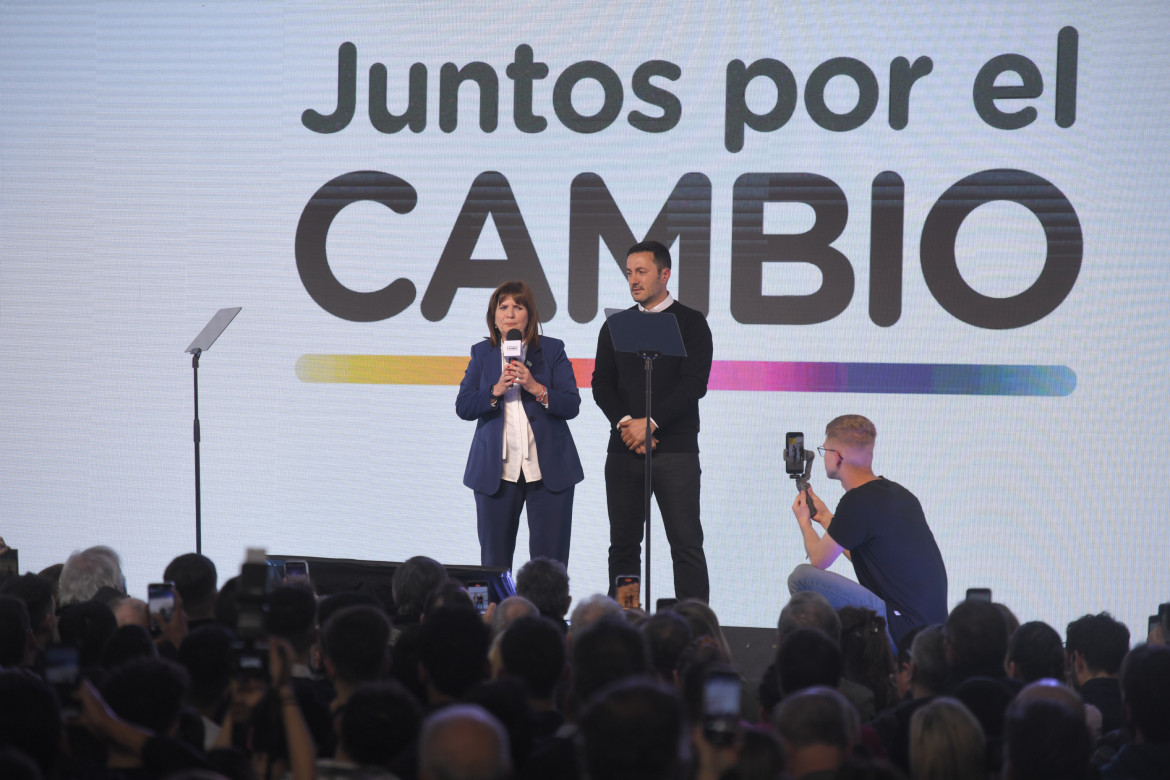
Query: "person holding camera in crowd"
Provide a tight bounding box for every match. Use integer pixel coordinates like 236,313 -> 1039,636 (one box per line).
786,414 -> 948,646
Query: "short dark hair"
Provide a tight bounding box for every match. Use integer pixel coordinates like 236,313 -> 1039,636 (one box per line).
642,611 -> 692,682
36,564 -> 63,604
1065,613 -> 1130,675
391,557 -> 447,624
322,605 -> 391,686
101,656 -> 190,735
0,574 -> 54,635
101,624 -> 156,670
388,624 -> 427,704
952,677 -> 1015,743
212,575 -> 239,628
1120,643 -> 1170,742
178,624 -> 236,709
580,678 -> 683,780
341,680 -> 421,766
0,596 -> 30,667
757,661 -> 782,720
499,616 -> 566,700
1007,621 -> 1066,683
945,599 -> 1009,673
423,579 -> 475,619
515,557 -> 571,619
896,625 -> 925,670
572,617 -> 652,705
266,585 -> 318,653
417,606 -> 491,699
996,603 -> 1020,637
317,590 -> 380,630
56,600 -> 117,669
162,553 -> 218,613
777,627 -> 842,695
627,240 -> 672,270
465,678 -> 535,772
1003,699 -> 1091,780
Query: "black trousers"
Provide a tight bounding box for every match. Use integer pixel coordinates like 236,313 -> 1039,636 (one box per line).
605,450 -> 709,602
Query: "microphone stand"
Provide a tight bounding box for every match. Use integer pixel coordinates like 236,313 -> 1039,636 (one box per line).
639,349 -> 660,609
184,306 -> 242,556
602,305 -> 684,611
192,349 -> 203,553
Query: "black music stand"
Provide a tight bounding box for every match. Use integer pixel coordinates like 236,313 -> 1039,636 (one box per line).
184,307 -> 242,554
604,307 -> 687,608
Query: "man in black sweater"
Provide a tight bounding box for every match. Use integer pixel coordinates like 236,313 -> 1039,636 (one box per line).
592,240 -> 713,602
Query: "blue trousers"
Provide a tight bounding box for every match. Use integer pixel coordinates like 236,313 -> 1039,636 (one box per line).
474,475 -> 573,570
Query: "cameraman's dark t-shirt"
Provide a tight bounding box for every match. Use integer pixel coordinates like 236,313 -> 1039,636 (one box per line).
827,478 -> 948,642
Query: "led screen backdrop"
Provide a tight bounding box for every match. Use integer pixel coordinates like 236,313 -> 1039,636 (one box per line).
2,1 -> 1167,633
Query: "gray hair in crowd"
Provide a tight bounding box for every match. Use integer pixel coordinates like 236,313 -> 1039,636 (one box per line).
490,595 -> 539,637
910,625 -> 948,696
418,703 -> 511,780
568,594 -> 623,641
58,545 -> 125,606
778,591 -> 842,643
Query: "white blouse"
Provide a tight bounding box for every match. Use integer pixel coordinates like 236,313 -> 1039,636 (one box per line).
499,346 -> 542,483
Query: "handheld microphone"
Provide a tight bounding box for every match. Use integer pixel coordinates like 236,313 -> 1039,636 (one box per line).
503,328 -> 523,360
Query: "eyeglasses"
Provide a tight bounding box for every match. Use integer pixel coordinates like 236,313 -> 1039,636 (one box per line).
817,447 -> 840,458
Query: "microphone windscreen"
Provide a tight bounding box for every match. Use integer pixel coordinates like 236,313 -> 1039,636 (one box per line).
503,328 -> 523,359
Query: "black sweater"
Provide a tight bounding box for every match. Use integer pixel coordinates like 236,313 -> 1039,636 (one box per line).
592,300 -> 713,454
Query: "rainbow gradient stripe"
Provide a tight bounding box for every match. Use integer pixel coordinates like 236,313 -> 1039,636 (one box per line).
706,361 -> 1075,395
295,354 -> 471,385
296,355 -> 1075,396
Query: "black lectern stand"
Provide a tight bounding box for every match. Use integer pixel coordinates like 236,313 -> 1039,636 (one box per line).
184,307 -> 242,554
604,307 -> 687,609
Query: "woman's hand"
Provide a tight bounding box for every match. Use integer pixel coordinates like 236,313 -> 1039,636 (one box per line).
508,359 -> 542,395
494,360 -> 542,397
491,362 -> 518,398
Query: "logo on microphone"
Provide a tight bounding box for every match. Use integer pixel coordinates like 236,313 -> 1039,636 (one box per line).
503,329 -> 524,361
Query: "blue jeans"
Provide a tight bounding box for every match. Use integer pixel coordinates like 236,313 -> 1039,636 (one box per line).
788,563 -> 896,653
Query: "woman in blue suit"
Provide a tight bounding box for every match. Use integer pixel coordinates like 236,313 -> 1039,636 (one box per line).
456,280 -> 584,569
